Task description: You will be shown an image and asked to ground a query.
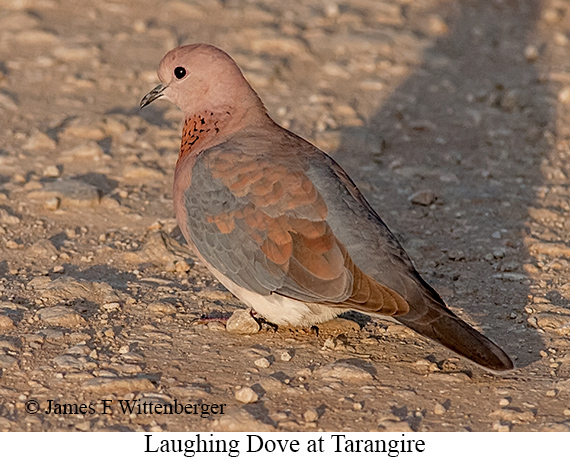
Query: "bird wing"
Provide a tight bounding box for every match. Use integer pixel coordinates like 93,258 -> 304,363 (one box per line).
182,138 -> 408,316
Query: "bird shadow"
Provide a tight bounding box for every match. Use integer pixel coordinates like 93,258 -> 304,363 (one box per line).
333,0 -> 548,368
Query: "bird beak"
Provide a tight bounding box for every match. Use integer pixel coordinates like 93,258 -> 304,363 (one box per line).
140,83 -> 167,108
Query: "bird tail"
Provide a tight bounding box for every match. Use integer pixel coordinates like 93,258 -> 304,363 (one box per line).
395,288 -> 514,372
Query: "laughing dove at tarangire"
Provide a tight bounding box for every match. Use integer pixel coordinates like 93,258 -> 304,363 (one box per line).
141,43 -> 513,372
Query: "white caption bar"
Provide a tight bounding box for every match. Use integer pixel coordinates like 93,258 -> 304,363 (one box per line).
1,431 -> 564,456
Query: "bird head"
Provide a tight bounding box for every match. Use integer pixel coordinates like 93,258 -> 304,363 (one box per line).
140,43 -> 264,117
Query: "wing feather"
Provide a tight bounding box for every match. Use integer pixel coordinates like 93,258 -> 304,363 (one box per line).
184,142 -> 409,316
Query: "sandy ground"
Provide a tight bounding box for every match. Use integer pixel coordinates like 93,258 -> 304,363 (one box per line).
1,0 -> 570,432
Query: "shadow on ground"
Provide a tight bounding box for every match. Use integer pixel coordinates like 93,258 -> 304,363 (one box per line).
336,0 -> 549,368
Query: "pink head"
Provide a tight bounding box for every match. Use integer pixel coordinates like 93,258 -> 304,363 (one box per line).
141,43 -> 265,118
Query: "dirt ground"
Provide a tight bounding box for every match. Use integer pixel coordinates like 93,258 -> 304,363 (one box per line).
1,0 -> 570,432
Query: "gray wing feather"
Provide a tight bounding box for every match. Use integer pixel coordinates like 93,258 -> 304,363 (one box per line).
185,152 -> 350,301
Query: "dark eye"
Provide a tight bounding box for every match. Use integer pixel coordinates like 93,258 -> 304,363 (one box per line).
174,66 -> 186,79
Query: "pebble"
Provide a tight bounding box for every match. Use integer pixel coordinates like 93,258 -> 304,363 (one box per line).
123,166 -> 165,181
258,377 -> 284,392
0,417 -> 14,431
37,306 -> 86,327
60,142 -> 107,161
0,314 -> 15,330
226,309 -> 260,334
378,420 -> 413,432
493,272 -> 526,281
66,344 -> 89,356
559,87 -> 570,104
250,36 -> 307,57
0,92 -> 17,111
15,29 -> 59,45
24,131 -> 56,151
102,302 -> 120,311
5,240 -> 23,250
207,322 -> 226,332
27,179 -> 102,207
280,350 -> 293,362
148,302 -> 177,315
75,422 -> 91,432
82,377 -> 154,394
175,260 -> 191,273
0,354 -> 18,368
121,352 -> 145,363
168,385 -> 210,400
234,386 -> 258,404
316,318 -> 360,334
42,165 -> 61,178
524,44 -> 539,61
44,197 -> 61,210
540,423 -> 570,432
26,240 -> 58,258
212,409 -> 274,432
303,409 -> 319,422
0,11 -> 39,30
52,45 -> 96,62
38,276 -> 121,304
554,32 -> 568,46
499,398 -> 510,406
315,362 -> 373,382
0,336 -> 21,352
533,313 -> 570,335
53,355 -> 85,370
529,241 -> 570,258
492,421 -> 511,432
61,121 -> 106,141
542,7 -> 563,23
0,209 -> 20,225
196,289 -> 233,301
493,248 -> 506,259
165,1 -> 205,18
40,329 -> 64,340
427,372 -> 470,383
489,408 -> 535,424
427,15 -> 448,36
254,357 -> 271,368
434,402 -> 446,415
447,250 -> 465,261
408,189 -> 436,206
103,116 -> 128,137
121,231 -> 190,268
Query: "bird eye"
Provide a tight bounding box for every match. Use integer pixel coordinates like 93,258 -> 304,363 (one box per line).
174,66 -> 187,79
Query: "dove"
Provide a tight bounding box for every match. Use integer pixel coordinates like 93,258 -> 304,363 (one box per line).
141,43 -> 514,372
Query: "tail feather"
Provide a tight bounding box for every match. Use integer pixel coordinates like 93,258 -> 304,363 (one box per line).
395,295 -> 514,372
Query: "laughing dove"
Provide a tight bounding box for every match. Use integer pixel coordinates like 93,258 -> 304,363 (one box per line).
141,43 -> 513,372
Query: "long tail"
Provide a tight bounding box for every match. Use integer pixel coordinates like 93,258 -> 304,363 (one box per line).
395,286 -> 514,372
